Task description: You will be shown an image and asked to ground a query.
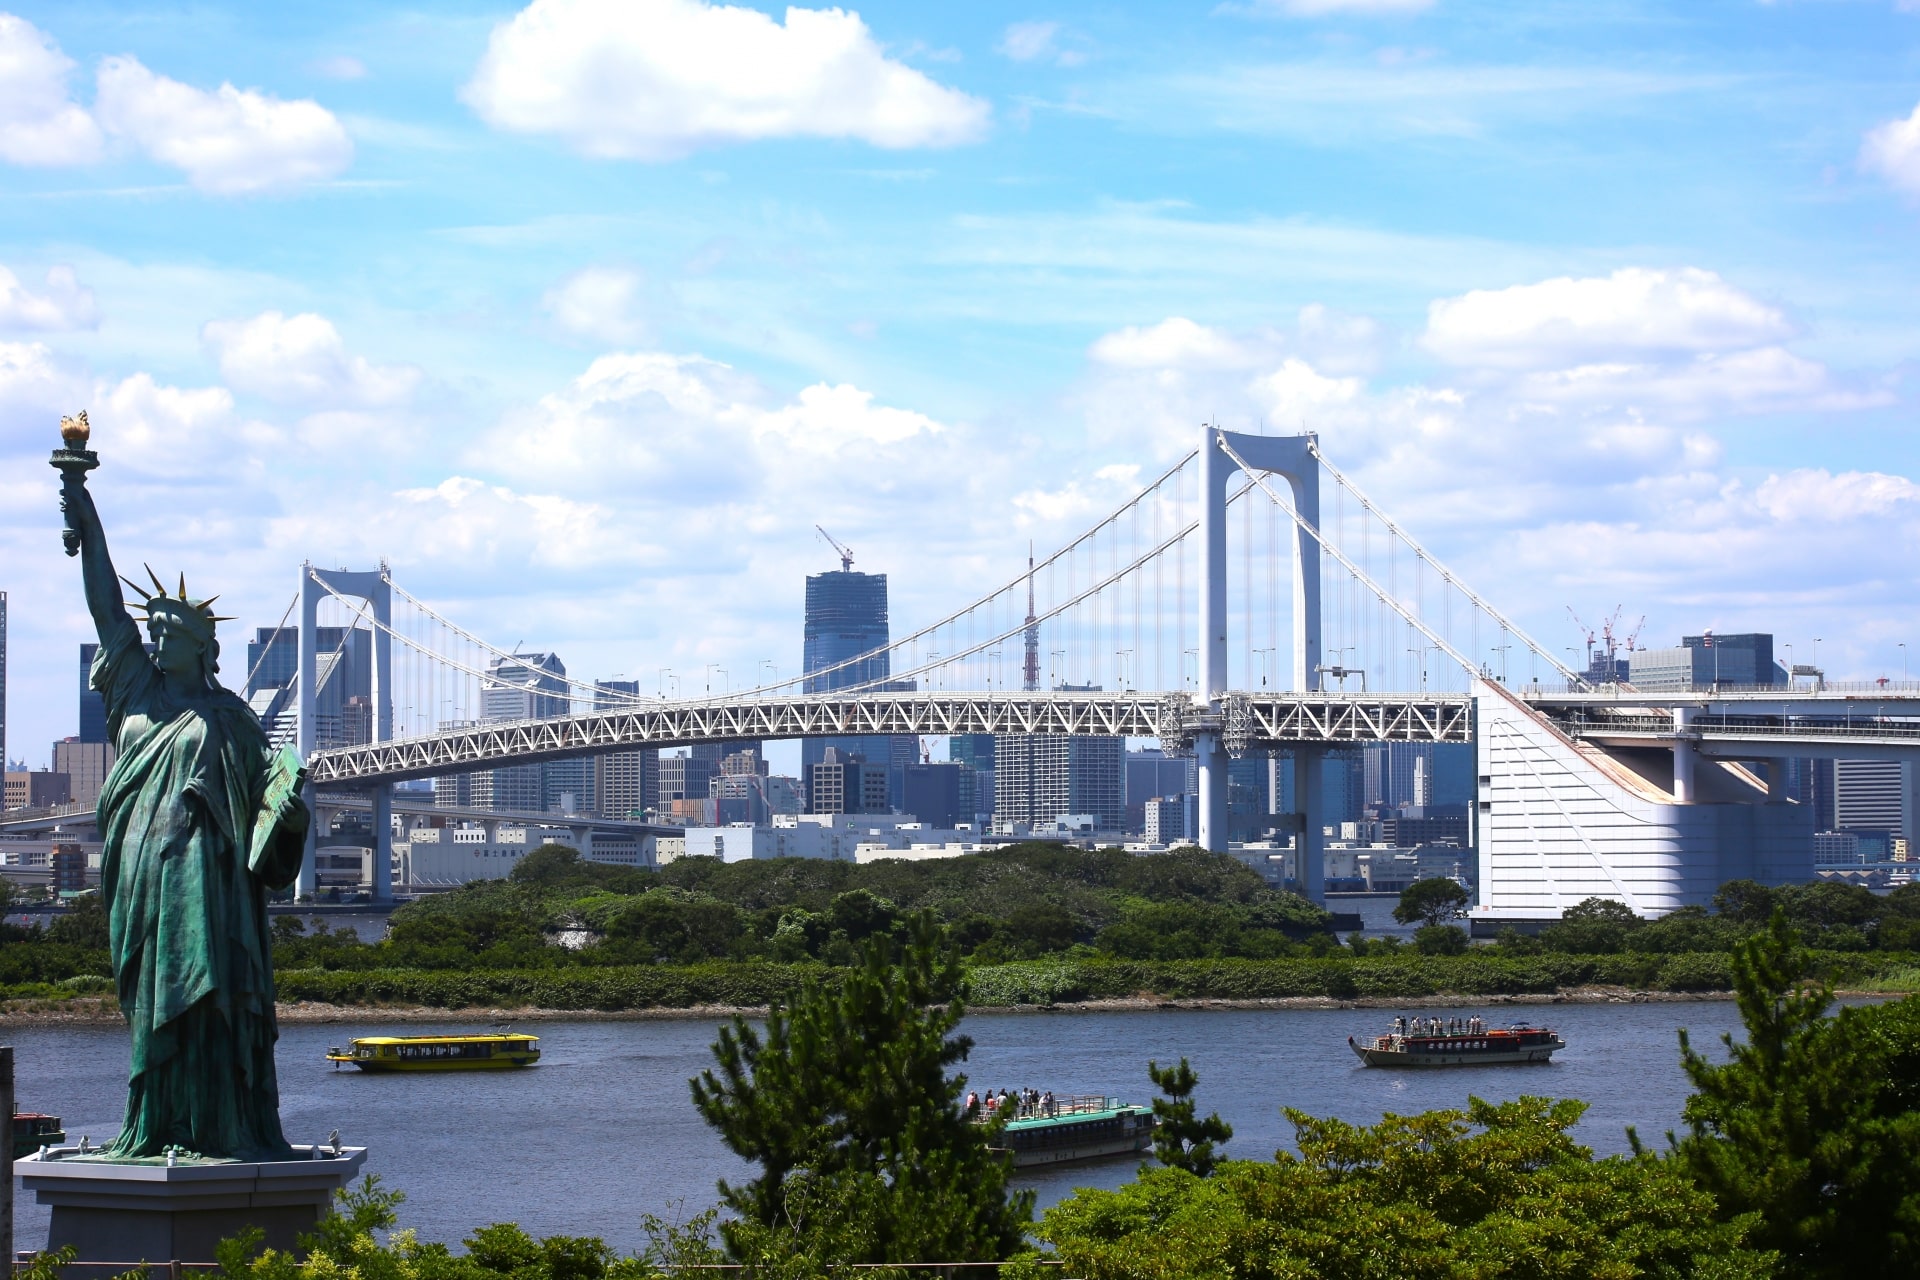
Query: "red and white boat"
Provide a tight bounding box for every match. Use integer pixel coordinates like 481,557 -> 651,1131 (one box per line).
1349,1015 -> 1565,1067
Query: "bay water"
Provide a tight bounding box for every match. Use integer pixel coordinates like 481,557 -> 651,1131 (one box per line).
9,1000 -> 1751,1256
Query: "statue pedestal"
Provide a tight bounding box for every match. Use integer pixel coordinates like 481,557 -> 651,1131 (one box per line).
16,1145 -> 368,1262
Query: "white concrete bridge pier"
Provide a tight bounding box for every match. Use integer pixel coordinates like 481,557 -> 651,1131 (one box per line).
297,565 -> 395,903
1198,424 -> 1326,900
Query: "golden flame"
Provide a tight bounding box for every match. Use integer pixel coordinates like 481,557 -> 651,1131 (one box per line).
59,410 -> 90,447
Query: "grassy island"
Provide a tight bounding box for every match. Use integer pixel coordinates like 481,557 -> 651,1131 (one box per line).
6,844 -> 1920,1014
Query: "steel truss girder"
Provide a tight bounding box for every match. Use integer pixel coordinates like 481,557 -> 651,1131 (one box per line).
306,692 -> 1474,786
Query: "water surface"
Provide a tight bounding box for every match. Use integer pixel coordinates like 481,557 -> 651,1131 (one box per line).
9,1001 -> 1745,1254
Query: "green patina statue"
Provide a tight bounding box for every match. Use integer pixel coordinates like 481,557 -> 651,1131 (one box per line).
55,413 -> 310,1163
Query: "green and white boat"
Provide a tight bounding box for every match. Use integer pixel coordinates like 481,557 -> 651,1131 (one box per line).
983,1095 -> 1156,1168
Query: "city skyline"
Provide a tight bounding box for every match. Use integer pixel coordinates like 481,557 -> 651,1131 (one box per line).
3,0 -> 1920,761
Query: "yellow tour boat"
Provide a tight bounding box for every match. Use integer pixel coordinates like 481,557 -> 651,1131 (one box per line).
326,1032 -> 541,1072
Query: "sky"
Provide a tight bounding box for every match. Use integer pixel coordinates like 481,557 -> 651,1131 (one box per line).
2,0 -> 1920,771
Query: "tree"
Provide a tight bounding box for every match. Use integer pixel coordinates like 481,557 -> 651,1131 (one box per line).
1412,923 -> 1468,955
689,911 -> 1031,1266
1663,908 -> 1920,1278
1541,895 -> 1640,954
1392,877 -> 1468,929
1146,1058 -> 1232,1177
1022,1096 -> 1770,1280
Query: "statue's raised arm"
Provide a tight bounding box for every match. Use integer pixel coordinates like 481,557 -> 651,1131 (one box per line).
54,411 -> 139,653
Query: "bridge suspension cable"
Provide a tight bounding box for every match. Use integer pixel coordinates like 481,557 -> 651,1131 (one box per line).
1304,439 -> 1583,689
1216,435 -> 1584,690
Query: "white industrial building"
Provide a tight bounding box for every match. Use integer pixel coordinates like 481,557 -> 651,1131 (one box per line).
1473,681 -> 1812,923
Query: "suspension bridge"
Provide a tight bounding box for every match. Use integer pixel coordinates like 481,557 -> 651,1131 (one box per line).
117,427 -> 1920,918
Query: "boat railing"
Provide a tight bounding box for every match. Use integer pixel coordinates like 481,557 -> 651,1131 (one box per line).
970,1092 -> 1125,1122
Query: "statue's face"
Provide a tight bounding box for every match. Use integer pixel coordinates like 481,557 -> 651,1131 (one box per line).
148,614 -> 207,677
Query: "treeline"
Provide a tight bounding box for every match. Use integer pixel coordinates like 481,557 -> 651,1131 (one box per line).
267,947 -> 1920,1011
271,843 -> 1338,973
1503,878 -> 1920,954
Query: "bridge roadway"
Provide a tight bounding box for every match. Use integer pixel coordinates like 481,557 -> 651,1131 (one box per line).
305,690 -> 1475,786
1533,688 -> 1920,761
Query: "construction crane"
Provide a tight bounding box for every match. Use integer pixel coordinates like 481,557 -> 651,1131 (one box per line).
814,525 -> 854,572
1621,614 -> 1646,655
1566,607 -> 1597,669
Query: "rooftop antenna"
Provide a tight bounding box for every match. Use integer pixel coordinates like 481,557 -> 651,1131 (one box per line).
814,525 -> 854,572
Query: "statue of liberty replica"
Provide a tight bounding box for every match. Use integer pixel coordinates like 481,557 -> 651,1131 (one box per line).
54,412 -> 310,1162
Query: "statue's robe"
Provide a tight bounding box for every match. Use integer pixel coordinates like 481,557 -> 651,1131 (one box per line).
92,618 -> 306,1161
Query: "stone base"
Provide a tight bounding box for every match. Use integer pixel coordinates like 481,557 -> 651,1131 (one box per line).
16,1144 -> 368,1262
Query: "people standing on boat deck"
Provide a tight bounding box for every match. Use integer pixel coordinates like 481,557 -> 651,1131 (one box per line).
1042,1090 -> 1056,1116
965,1091 -> 979,1118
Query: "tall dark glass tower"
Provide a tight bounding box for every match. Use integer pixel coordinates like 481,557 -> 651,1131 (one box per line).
802,569 -> 912,806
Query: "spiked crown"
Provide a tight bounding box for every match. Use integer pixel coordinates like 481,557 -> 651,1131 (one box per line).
121,565 -> 235,643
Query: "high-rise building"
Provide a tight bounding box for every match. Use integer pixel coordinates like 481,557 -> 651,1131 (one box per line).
1832,760 -> 1917,838
1125,747 -> 1195,834
808,747 -> 888,815
904,761 -> 964,828
1630,633 -> 1782,690
241,626 -> 370,747
4,770 -> 69,810
1227,752 -> 1275,842
994,732 -> 1125,831
1143,797 -> 1188,845
1361,742 -> 1476,814
800,567 -> 914,808
483,652 -> 570,811
53,738 -> 115,808
660,752 -> 714,804
592,680 -> 657,819
950,734 -> 996,822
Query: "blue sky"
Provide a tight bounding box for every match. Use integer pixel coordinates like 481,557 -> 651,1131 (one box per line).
3,0 -> 1920,767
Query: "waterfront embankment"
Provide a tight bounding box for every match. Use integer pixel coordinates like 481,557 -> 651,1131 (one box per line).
4,953 -> 1912,1026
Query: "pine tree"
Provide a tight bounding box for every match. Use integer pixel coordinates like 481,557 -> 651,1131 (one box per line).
1147,1057 -> 1233,1177
690,911 -> 1032,1266
1665,907 -> 1920,1277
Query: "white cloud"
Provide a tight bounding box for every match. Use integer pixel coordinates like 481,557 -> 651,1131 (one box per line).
0,339 -> 84,425
998,20 -> 1065,63
1090,317 -> 1270,370
1862,101 -> 1920,199
390,476 -> 621,571
90,371 -> 289,481
1506,346 -> 1884,418
1251,357 -> 1363,421
756,382 -> 944,452
543,266 -> 649,344
1752,469 -> 1920,523
461,0 -> 990,160
0,14 -> 103,165
0,264 -> 99,331
93,55 -> 353,194
1423,268 -> 1791,368
202,311 -> 420,407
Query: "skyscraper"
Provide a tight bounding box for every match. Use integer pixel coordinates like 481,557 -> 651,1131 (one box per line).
801,565 -> 912,807
950,734 -> 996,822
484,652 -> 570,811
593,679 -> 658,818
240,626 -> 370,747
994,732 -> 1125,830
79,643 -> 106,743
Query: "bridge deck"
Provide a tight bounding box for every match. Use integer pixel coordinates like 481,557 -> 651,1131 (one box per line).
306,692 -> 1474,786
